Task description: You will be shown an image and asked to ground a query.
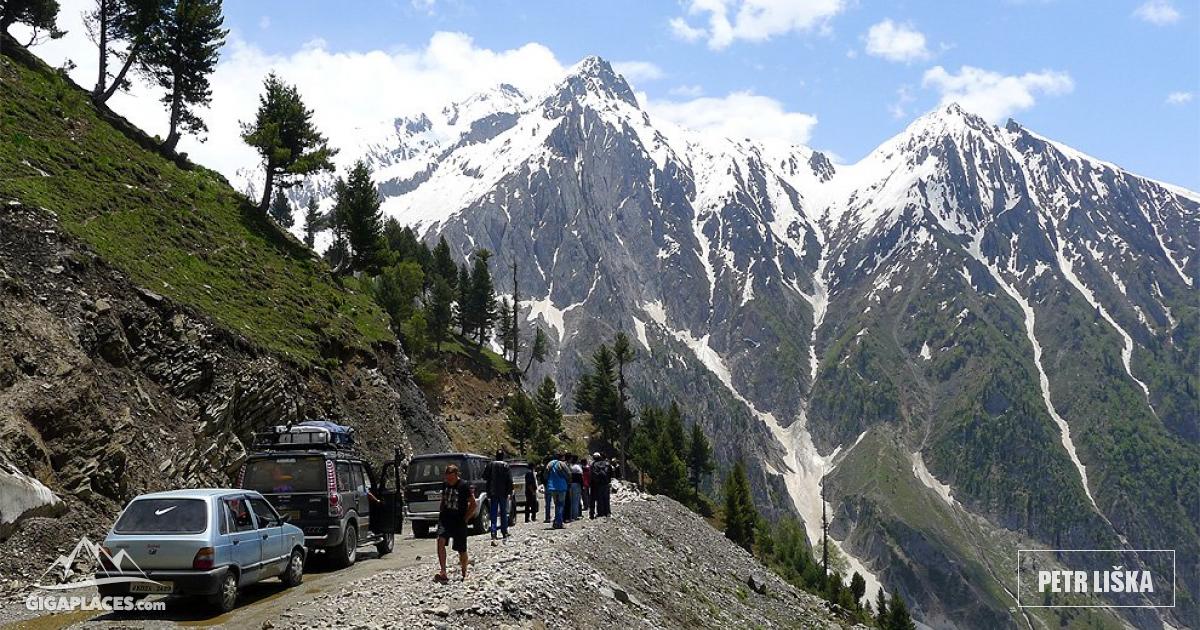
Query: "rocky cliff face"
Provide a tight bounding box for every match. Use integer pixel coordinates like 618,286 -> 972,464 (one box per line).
286,56 -> 1196,629
0,202 -> 450,586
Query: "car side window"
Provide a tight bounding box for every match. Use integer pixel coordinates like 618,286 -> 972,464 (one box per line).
248,497 -> 278,529
224,498 -> 255,533
352,463 -> 369,493
336,461 -> 351,492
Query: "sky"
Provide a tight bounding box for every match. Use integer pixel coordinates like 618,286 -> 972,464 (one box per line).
19,0 -> 1200,190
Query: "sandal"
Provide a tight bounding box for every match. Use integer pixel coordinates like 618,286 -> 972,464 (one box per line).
433,573 -> 449,584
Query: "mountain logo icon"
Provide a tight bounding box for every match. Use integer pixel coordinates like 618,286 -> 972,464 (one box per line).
32,536 -> 163,591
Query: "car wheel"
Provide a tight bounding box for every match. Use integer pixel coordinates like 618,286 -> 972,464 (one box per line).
411,521 -> 430,538
208,571 -> 238,613
281,548 -> 304,587
333,524 -> 357,568
375,532 -> 394,556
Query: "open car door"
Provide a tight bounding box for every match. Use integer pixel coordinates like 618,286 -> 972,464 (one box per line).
370,448 -> 404,536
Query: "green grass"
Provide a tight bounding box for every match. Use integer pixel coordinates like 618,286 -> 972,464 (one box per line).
0,48 -> 393,364
436,336 -> 512,375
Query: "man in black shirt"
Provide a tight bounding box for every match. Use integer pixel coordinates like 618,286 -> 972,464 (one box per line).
435,464 -> 477,582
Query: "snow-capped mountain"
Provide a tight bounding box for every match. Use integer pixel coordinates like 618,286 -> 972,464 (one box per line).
299,56 -> 1198,629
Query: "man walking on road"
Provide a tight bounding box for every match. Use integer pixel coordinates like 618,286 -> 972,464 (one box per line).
483,450 -> 513,545
435,464 -> 476,582
590,452 -> 612,518
546,452 -> 570,528
568,455 -> 584,522
524,464 -> 539,523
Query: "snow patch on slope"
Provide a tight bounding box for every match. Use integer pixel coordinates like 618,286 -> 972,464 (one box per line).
964,234 -> 1100,512
911,452 -> 956,508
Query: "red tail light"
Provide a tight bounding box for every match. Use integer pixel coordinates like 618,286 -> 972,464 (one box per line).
326,460 -> 340,516
192,547 -> 215,570
99,545 -> 117,571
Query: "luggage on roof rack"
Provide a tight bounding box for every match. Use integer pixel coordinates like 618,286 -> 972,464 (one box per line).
252,420 -> 356,451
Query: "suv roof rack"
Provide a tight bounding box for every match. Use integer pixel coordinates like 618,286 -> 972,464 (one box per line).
251,421 -> 357,453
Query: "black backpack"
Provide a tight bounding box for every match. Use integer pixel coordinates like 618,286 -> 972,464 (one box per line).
591,460 -> 611,486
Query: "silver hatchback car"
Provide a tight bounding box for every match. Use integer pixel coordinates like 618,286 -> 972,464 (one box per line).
98,489 -> 306,612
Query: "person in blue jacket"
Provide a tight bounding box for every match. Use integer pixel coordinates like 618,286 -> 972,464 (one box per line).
545,452 -> 571,529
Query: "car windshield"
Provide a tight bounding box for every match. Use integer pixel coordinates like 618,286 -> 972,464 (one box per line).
407,457 -> 463,484
243,457 -> 327,493
114,498 -> 208,534
510,464 -> 529,480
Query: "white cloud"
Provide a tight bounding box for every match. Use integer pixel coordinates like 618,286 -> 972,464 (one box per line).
864,19 -> 930,63
669,17 -> 707,42
671,0 -> 846,50
612,61 -> 664,84
1133,0 -> 1181,25
921,65 -> 1074,122
645,91 -> 818,145
888,85 -> 915,119
1166,91 -> 1194,105
23,0 -> 566,180
669,84 -> 705,98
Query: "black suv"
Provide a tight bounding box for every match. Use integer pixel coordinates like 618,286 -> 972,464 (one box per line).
238,422 -> 403,568
404,452 -> 491,537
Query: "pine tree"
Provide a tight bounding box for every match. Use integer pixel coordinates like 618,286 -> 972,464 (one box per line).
88,0 -> 162,102
505,389 -> 538,457
302,198 -> 321,248
874,588 -> 888,626
241,72 -> 336,212
268,188 -> 294,227
335,161 -> 384,274
652,429 -> 689,500
427,275 -> 453,352
431,236 -> 457,287
532,376 -> 563,461
467,249 -> 496,346
887,594 -> 916,630
401,308 -> 428,357
509,260 -> 520,367
141,0 -> 227,152
87,0 -> 162,102
611,332 -> 636,479
631,405 -> 664,486
383,219 -> 429,268
496,297 -> 513,357
663,402 -> 687,454
850,572 -> 866,608
723,460 -> 758,552
1,0 -> 63,41
373,261 -> 423,330
523,326 -> 548,373
686,421 -> 716,498
455,263 -> 471,338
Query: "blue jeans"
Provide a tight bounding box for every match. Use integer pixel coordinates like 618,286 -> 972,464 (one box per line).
550,490 -> 567,526
489,495 -> 509,537
568,483 -> 582,520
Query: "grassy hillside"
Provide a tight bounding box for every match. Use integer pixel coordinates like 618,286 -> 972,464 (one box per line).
0,43 -> 392,364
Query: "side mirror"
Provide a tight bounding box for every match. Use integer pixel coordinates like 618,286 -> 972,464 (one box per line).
278,514 -> 290,525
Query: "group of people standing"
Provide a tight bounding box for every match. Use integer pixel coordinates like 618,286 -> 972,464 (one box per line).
433,449 -> 616,582
538,452 -> 614,528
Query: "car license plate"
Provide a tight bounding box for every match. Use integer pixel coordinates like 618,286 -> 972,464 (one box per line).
130,581 -> 172,594
426,490 -> 440,500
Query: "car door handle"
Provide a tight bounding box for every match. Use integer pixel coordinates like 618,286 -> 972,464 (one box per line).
232,540 -> 239,546
262,534 -> 269,540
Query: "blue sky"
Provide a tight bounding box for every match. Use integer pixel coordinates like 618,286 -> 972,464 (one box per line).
32,0 -> 1200,188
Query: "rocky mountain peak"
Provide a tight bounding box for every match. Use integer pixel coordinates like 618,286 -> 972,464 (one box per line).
548,55 -> 640,109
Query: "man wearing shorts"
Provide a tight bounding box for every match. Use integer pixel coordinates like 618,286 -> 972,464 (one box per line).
435,464 -> 476,582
